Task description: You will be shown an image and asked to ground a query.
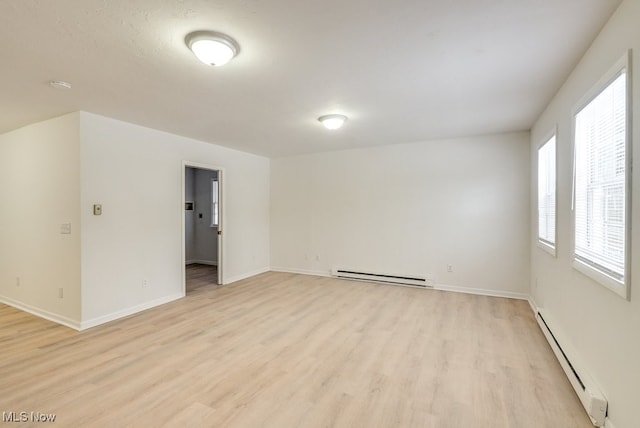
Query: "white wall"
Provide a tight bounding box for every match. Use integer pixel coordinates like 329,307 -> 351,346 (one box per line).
530,1 -> 639,427
0,113 -> 81,327
271,132 -> 531,297
79,112 -> 270,326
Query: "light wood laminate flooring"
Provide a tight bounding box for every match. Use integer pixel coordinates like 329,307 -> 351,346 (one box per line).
186,263 -> 218,293
0,272 -> 591,427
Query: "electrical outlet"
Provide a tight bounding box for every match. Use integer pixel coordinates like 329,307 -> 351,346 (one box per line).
447,264 -> 453,273
142,279 -> 149,288
58,288 -> 64,299
16,277 -> 20,287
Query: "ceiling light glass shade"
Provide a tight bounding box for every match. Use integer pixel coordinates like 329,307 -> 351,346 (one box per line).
185,31 -> 239,66
318,114 -> 347,130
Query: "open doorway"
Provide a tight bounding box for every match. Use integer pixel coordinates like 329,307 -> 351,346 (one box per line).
182,162 -> 223,294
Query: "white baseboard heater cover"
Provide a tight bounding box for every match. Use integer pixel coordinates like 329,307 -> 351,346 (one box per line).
331,268 -> 432,288
536,311 -> 607,427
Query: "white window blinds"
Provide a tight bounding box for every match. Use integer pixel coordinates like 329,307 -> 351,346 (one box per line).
574,71 -> 627,283
538,135 -> 556,248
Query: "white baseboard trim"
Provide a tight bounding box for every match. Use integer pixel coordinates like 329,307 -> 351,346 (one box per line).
0,295 -> 81,330
528,296 -> 539,314
434,283 -> 529,300
270,269 -> 528,301
225,267 -> 271,285
186,259 -> 218,266
270,267 -> 331,277
80,292 -> 184,330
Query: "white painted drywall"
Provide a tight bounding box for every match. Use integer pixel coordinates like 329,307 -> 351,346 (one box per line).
79,112 -> 270,325
0,113 -> 81,326
271,132 -> 531,296
530,1 -> 639,427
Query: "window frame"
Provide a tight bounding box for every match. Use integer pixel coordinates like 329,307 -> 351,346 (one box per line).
537,128 -> 558,256
571,51 -> 632,300
210,178 -> 219,228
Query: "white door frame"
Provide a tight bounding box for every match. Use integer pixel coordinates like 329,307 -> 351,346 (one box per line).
182,161 -> 224,293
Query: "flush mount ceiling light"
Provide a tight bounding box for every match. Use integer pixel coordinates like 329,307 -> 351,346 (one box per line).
185,30 -> 239,67
318,114 -> 348,130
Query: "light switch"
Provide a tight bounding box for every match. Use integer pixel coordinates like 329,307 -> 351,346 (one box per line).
93,204 -> 102,215
60,223 -> 71,234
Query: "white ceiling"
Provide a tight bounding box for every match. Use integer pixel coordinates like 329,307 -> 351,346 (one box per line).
0,0 -> 621,157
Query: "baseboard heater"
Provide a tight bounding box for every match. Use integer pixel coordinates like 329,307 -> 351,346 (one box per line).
535,311 -> 607,427
331,268 -> 432,288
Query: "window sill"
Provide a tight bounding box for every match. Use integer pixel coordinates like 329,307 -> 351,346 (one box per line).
572,258 -> 629,300
537,240 -> 556,257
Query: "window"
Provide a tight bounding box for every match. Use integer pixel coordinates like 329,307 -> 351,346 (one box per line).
573,55 -> 630,298
538,133 -> 556,254
211,179 -> 219,227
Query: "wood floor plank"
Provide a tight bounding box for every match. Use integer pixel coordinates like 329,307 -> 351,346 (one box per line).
0,270 -> 591,427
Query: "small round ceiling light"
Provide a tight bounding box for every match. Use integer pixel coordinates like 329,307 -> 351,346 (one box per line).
185,31 -> 239,67
318,114 -> 348,130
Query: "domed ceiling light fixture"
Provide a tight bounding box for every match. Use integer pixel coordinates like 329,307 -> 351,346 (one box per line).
185,30 -> 240,66
318,114 -> 348,130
